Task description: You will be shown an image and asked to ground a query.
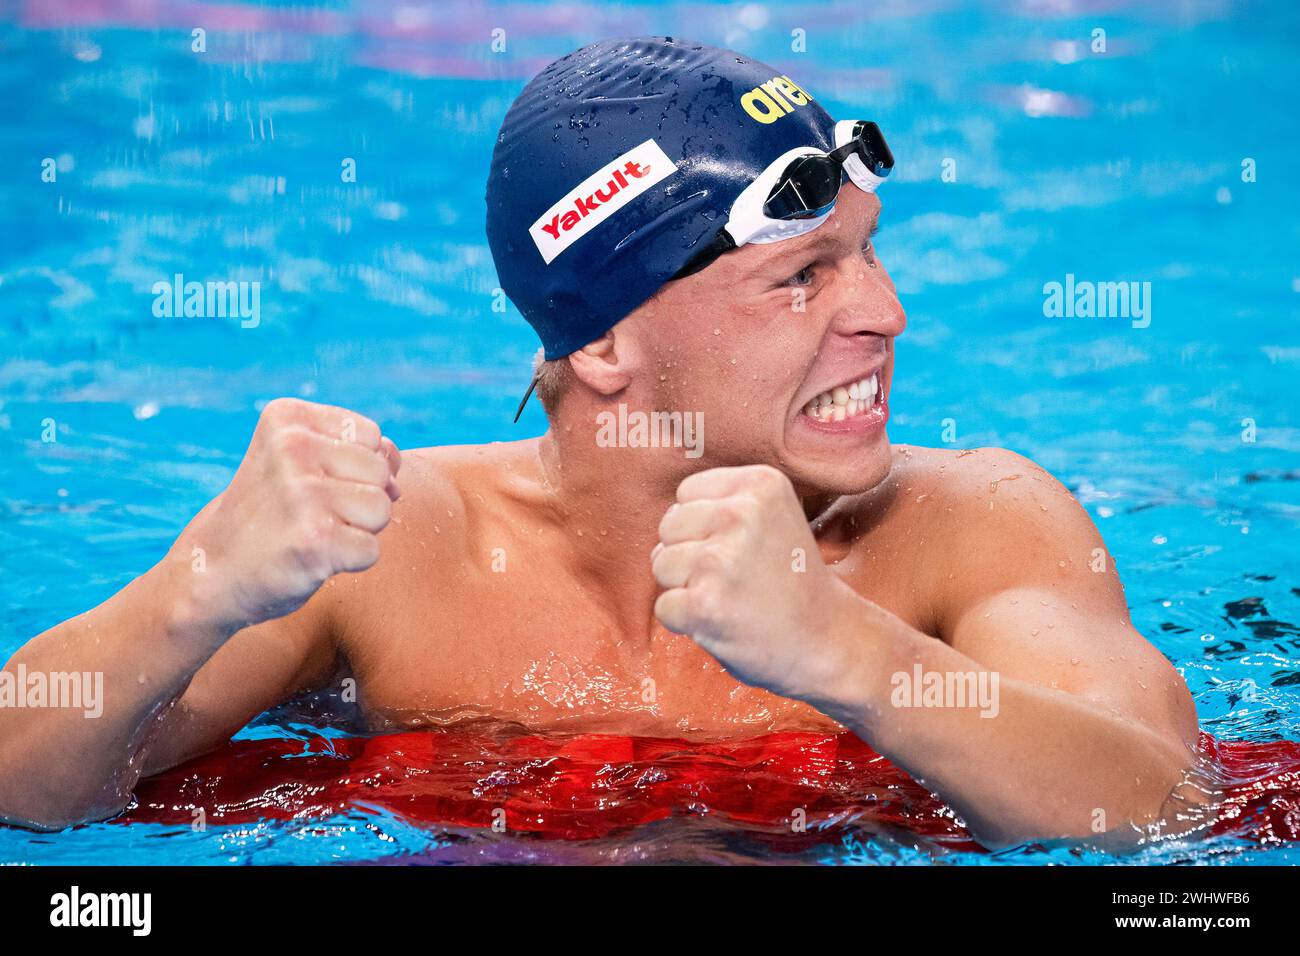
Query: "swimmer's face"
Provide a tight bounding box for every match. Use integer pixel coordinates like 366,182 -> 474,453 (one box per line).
639,186 -> 906,496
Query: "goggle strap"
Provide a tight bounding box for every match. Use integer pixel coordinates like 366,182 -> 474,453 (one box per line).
842,153 -> 886,194
512,371 -> 539,423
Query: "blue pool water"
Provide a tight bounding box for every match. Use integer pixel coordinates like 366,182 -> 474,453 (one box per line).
1,0 -> 1297,864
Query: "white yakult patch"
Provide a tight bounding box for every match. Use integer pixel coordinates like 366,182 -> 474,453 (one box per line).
529,139 -> 677,264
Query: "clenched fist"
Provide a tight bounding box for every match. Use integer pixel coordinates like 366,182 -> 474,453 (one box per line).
175,397 -> 401,635
652,465 -> 858,705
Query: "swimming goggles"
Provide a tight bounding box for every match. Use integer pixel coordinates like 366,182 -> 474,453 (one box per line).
671,119 -> 894,280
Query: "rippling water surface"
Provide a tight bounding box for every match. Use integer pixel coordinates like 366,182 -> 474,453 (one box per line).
1,0 -> 1297,864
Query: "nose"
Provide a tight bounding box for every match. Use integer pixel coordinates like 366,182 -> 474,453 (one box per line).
826,256 -> 907,340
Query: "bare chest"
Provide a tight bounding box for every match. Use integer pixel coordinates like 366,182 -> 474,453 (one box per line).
338,578 -> 842,738
335,498 -> 931,738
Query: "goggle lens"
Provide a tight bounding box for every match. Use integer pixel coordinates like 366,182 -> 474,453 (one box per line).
763,155 -> 844,220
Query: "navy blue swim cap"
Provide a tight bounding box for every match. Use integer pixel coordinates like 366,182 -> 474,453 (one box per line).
486,36 -> 838,361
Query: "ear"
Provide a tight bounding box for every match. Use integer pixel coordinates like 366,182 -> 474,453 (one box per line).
566,329 -> 635,397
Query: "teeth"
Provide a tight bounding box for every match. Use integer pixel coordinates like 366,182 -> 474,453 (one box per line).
802,373 -> 884,423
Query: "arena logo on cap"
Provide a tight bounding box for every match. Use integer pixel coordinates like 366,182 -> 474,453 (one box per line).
741,75 -> 815,124
529,139 -> 677,264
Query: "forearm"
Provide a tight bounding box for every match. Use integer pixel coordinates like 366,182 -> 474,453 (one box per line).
0,551 -> 234,829
811,587 -> 1196,848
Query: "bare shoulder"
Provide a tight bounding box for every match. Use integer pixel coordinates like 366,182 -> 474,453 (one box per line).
846,445 -> 1122,625
883,444 -> 1092,537
382,438 -> 542,538
884,444 -> 1064,499
316,438 -> 539,609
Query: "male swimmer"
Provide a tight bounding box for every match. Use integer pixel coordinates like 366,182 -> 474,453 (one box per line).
0,38 -> 1200,846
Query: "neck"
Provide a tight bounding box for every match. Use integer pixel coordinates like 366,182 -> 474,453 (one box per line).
532,406 -> 834,643
533,421 -> 681,638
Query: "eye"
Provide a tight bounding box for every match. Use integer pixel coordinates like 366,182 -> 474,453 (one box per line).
784,264 -> 817,287
856,225 -> 881,269
862,223 -> 880,256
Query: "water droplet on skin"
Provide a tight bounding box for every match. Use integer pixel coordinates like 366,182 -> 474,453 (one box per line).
1070,657 -> 1080,665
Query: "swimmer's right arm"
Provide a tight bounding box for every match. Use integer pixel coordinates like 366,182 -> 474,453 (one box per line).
0,398 -> 401,830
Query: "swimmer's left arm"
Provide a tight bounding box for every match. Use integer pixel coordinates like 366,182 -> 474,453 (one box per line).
890,451 -> 1203,846
652,459 -> 1201,849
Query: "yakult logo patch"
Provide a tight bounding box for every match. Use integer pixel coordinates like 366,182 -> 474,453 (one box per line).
529,139 -> 677,264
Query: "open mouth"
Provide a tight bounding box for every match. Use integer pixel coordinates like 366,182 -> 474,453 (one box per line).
799,371 -> 885,424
